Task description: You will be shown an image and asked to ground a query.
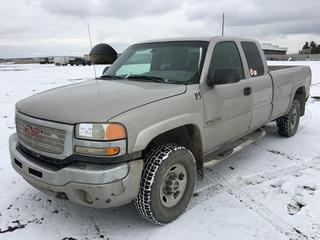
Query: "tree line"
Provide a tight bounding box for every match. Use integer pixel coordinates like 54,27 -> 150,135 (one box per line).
301,41 -> 320,54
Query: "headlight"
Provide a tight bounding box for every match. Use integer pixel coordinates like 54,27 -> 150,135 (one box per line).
75,123 -> 126,141
74,123 -> 127,157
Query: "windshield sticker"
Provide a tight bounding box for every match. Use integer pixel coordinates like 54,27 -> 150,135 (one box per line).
250,68 -> 258,77
79,123 -> 93,137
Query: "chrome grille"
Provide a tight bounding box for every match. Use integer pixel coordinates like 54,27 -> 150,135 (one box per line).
16,117 -> 66,154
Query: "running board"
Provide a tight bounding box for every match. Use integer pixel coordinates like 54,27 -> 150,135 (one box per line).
203,128 -> 266,168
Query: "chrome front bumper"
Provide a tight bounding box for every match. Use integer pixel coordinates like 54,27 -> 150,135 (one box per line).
9,133 -> 143,208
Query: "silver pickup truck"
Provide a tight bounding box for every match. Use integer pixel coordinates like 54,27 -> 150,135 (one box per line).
9,37 -> 311,224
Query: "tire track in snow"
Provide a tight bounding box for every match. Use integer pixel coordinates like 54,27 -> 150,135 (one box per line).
193,142 -> 319,199
190,147 -> 320,239
193,154 -> 320,202
232,158 -> 320,189
205,171 -> 309,240
233,143 -> 320,189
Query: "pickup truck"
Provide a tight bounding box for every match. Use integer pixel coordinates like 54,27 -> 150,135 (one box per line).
9,37 -> 311,225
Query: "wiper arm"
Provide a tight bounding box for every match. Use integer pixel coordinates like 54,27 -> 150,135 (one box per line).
99,75 -> 124,80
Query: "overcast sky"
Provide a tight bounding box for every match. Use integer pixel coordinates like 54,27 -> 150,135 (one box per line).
1,0 -> 320,57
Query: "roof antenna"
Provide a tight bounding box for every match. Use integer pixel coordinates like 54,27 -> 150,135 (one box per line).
221,13 -> 225,36
87,23 -> 97,79
87,24 -> 101,97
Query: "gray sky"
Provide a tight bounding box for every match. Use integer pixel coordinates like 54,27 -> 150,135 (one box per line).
1,0 -> 319,57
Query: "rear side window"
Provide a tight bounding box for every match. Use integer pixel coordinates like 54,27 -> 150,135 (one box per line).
241,42 -> 265,77
209,41 -> 244,80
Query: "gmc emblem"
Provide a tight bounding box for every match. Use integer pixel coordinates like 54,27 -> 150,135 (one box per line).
25,126 -> 43,138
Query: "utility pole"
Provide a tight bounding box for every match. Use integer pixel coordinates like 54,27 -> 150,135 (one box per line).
221,13 -> 225,36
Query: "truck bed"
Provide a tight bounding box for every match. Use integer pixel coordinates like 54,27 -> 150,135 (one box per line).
267,65 -> 311,120
268,65 -> 297,71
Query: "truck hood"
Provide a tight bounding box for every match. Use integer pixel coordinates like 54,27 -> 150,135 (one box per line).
16,79 -> 186,124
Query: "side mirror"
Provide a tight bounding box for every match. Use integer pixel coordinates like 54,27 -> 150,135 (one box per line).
207,68 -> 241,87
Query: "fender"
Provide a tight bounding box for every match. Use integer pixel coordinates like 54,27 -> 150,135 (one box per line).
133,113 -> 203,152
286,66 -> 311,115
108,85 -> 205,154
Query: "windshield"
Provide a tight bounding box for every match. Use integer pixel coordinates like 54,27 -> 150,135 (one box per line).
102,41 -> 208,84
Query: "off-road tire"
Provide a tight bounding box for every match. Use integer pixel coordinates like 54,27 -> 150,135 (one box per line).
276,99 -> 301,137
134,143 -> 196,225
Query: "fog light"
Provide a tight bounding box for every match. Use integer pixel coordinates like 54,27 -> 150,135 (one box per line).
75,146 -> 120,156
75,189 -> 93,204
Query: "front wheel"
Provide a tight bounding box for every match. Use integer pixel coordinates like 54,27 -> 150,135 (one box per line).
276,99 -> 301,137
134,143 -> 196,225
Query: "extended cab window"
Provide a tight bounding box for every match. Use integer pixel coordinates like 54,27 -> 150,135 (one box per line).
209,41 -> 244,81
241,42 -> 265,77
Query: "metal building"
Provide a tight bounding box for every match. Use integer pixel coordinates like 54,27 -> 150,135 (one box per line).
261,43 -> 288,55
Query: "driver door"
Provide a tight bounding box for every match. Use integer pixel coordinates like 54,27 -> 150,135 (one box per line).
202,41 -> 253,152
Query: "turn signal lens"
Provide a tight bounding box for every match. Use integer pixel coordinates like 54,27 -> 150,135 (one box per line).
105,124 -> 126,140
104,147 -> 120,156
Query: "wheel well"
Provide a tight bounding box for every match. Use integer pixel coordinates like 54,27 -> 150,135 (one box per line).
142,125 -> 204,177
294,87 -> 306,116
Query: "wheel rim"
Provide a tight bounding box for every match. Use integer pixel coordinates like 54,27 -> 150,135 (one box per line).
160,163 -> 188,208
290,107 -> 298,131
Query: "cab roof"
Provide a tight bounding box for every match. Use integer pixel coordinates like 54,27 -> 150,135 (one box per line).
136,36 -> 255,44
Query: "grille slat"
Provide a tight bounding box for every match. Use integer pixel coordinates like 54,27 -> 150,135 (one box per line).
16,124 -> 66,140
18,134 -> 64,152
17,128 -> 65,147
16,117 -> 66,154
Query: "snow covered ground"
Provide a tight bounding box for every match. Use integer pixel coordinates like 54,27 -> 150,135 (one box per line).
0,62 -> 320,240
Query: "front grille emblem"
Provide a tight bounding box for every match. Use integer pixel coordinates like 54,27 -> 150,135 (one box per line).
25,126 -> 43,138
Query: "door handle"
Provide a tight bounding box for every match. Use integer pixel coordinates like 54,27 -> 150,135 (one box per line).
243,87 -> 252,96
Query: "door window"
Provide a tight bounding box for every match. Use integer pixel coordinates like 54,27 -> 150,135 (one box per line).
209,41 -> 244,81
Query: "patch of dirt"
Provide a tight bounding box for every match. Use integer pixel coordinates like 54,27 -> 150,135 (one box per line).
287,200 -> 306,215
0,69 -> 28,72
267,149 -> 296,161
301,183 -> 318,195
192,192 -> 200,197
0,218 -> 43,234
270,180 -> 284,189
311,96 -> 320,101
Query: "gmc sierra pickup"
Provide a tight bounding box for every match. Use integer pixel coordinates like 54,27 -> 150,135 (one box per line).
9,37 -> 311,224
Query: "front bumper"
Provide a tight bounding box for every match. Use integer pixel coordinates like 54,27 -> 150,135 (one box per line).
9,133 -> 144,208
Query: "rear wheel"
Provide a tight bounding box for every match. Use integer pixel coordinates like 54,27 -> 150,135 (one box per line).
134,143 -> 196,225
276,99 -> 301,137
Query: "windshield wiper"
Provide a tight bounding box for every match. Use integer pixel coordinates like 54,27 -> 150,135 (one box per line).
100,74 -> 182,84
125,75 -> 169,83
99,75 -> 124,80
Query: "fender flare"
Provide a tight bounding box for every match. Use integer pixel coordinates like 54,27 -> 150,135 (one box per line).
132,113 -> 203,153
